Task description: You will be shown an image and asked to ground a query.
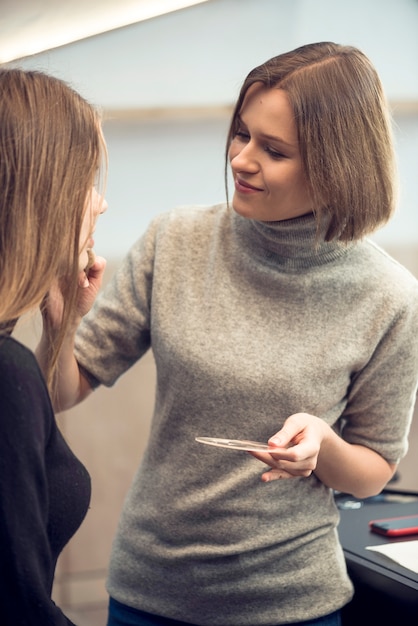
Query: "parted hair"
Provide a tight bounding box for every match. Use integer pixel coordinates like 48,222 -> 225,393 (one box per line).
226,42 -> 398,241
0,68 -> 106,388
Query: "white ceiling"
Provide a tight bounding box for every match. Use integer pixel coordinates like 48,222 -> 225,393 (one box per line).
0,0 -> 209,63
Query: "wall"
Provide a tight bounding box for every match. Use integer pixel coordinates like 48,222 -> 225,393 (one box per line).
9,0 -> 418,259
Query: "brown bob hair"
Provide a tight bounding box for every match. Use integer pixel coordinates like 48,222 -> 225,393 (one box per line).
226,42 -> 397,242
0,68 -> 107,388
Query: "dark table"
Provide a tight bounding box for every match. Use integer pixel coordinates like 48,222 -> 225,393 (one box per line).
336,495 -> 418,625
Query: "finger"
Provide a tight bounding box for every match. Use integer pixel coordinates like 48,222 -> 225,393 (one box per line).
268,424 -> 302,448
80,256 -> 106,289
250,450 -> 317,475
261,468 -> 293,482
250,446 -> 311,464
84,248 -> 96,272
79,271 -> 90,289
86,254 -> 106,274
261,466 -> 314,482
268,412 -> 314,448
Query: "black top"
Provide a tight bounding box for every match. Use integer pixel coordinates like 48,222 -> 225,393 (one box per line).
0,336 -> 91,625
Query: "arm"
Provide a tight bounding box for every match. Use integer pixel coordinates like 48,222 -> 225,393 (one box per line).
252,285 -> 418,499
250,412 -> 396,499
36,319 -> 94,412
35,256 -> 107,412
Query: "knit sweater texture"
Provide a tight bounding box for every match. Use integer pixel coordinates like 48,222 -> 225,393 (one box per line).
0,336 -> 91,625
75,203 -> 418,625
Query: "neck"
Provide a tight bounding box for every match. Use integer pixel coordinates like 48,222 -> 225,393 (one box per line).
232,209 -> 354,270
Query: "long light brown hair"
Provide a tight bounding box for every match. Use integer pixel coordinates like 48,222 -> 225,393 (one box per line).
226,42 -> 397,241
0,68 -> 106,389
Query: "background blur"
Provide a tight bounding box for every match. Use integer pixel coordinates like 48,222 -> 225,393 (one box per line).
4,1 -> 418,624
6,0 -> 418,260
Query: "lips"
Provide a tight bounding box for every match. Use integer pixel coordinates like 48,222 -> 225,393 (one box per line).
235,176 -> 263,193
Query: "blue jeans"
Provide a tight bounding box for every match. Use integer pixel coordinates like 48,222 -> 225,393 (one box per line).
107,597 -> 342,626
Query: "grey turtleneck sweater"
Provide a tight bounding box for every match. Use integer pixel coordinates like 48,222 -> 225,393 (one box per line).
75,203 -> 418,625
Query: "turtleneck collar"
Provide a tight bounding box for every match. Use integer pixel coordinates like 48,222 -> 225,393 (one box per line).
232,208 -> 356,270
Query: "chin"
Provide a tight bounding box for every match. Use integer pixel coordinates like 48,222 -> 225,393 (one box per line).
231,199 -> 256,220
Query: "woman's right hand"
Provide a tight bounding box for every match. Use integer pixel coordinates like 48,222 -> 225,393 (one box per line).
36,255 -> 106,411
77,254 -> 107,318
41,255 -> 106,332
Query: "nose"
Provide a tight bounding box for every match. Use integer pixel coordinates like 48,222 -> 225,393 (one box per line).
229,140 -> 259,174
92,187 -> 108,215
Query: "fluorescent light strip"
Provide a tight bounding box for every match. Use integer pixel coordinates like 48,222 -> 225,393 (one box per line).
1,0 -> 209,63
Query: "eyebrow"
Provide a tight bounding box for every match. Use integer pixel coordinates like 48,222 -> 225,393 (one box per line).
237,115 -> 297,150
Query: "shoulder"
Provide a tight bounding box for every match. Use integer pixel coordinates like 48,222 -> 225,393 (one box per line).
349,241 -> 418,345
127,203 -> 230,260
0,336 -> 51,414
151,202 -> 229,236
357,239 -> 418,300
0,335 -> 39,373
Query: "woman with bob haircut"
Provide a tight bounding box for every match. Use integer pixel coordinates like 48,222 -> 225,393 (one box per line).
225,42 -> 396,242
0,68 -> 107,624
39,43 -> 418,626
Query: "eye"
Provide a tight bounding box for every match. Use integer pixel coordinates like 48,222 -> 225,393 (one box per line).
234,128 -> 250,142
265,146 -> 286,159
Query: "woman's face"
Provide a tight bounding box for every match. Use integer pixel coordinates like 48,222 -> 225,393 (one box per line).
79,186 -> 107,271
229,84 -> 313,222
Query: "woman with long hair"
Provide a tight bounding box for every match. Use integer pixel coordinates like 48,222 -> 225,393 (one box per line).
0,68 -> 107,624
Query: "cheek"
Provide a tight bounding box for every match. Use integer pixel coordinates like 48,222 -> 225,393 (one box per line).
79,213 -> 92,247
273,167 -> 308,197
296,174 -> 313,204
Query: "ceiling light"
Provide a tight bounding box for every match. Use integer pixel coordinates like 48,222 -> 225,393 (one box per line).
0,0 -> 209,63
